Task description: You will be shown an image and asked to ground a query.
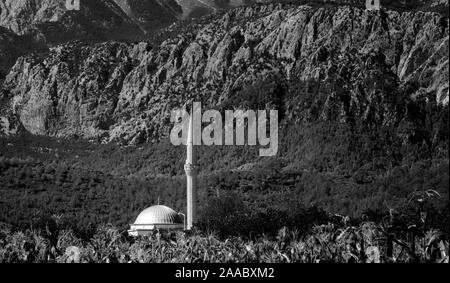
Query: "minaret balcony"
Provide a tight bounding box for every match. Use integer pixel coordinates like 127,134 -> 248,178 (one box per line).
184,164 -> 199,176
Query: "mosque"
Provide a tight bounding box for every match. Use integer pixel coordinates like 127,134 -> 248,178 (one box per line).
128,205 -> 185,236
128,107 -> 198,236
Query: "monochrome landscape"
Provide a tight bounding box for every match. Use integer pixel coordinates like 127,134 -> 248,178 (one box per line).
0,0 -> 448,263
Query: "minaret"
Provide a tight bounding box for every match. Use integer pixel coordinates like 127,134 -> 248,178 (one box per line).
184,104 -> 198,230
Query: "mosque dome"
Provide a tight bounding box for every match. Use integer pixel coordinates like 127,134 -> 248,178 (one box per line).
129,205 -> 184,236
134,205 -> 183,225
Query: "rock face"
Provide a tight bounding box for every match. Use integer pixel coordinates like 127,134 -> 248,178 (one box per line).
0,0 -> 176,84
0,4 -> 448,144
0,0 -> 67,35
163,0 -> 255,19
0,0 -> 254,43
112,0 -> 179,31
0,0 -> 147,44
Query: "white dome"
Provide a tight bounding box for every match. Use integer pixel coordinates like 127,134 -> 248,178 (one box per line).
134,205 -> 183,225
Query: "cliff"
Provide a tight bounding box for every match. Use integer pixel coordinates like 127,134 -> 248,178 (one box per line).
0,4 -> 448,147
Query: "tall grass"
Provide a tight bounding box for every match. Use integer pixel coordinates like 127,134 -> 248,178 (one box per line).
0,219 -> 447,263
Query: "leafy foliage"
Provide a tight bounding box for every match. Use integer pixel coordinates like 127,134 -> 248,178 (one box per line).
0,207 -> 448,263
1,187 -> 446,263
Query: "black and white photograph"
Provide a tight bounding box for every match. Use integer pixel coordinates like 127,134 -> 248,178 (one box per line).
0,0 -> 448,270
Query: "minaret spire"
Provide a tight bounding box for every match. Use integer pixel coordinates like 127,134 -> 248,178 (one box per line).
185,103 -> 198,230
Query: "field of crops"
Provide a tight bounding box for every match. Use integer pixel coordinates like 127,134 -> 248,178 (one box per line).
0,219 -> 448,263
1,182 -> 448,264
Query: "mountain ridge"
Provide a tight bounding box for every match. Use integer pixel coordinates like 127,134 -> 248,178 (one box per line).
1,4 -> 447,143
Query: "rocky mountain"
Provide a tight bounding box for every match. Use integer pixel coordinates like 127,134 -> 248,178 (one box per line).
0,0 -> 254,43
0,0 -> 139,83
1,1 -> 444,50
111,0 -> 254,30
0,0 -> 255,80
0,4 -> 448,151
111,0 -> 181,31
160,0 -> 255,19
0,0 -> 147,44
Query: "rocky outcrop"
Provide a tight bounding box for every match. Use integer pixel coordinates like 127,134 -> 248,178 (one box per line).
112,0 -> 178,31
0,0 -> 150,44
0,0 -> 67,36
0,0 -> 255,44
0,4 -> 448,144
164,0 -> 255,19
